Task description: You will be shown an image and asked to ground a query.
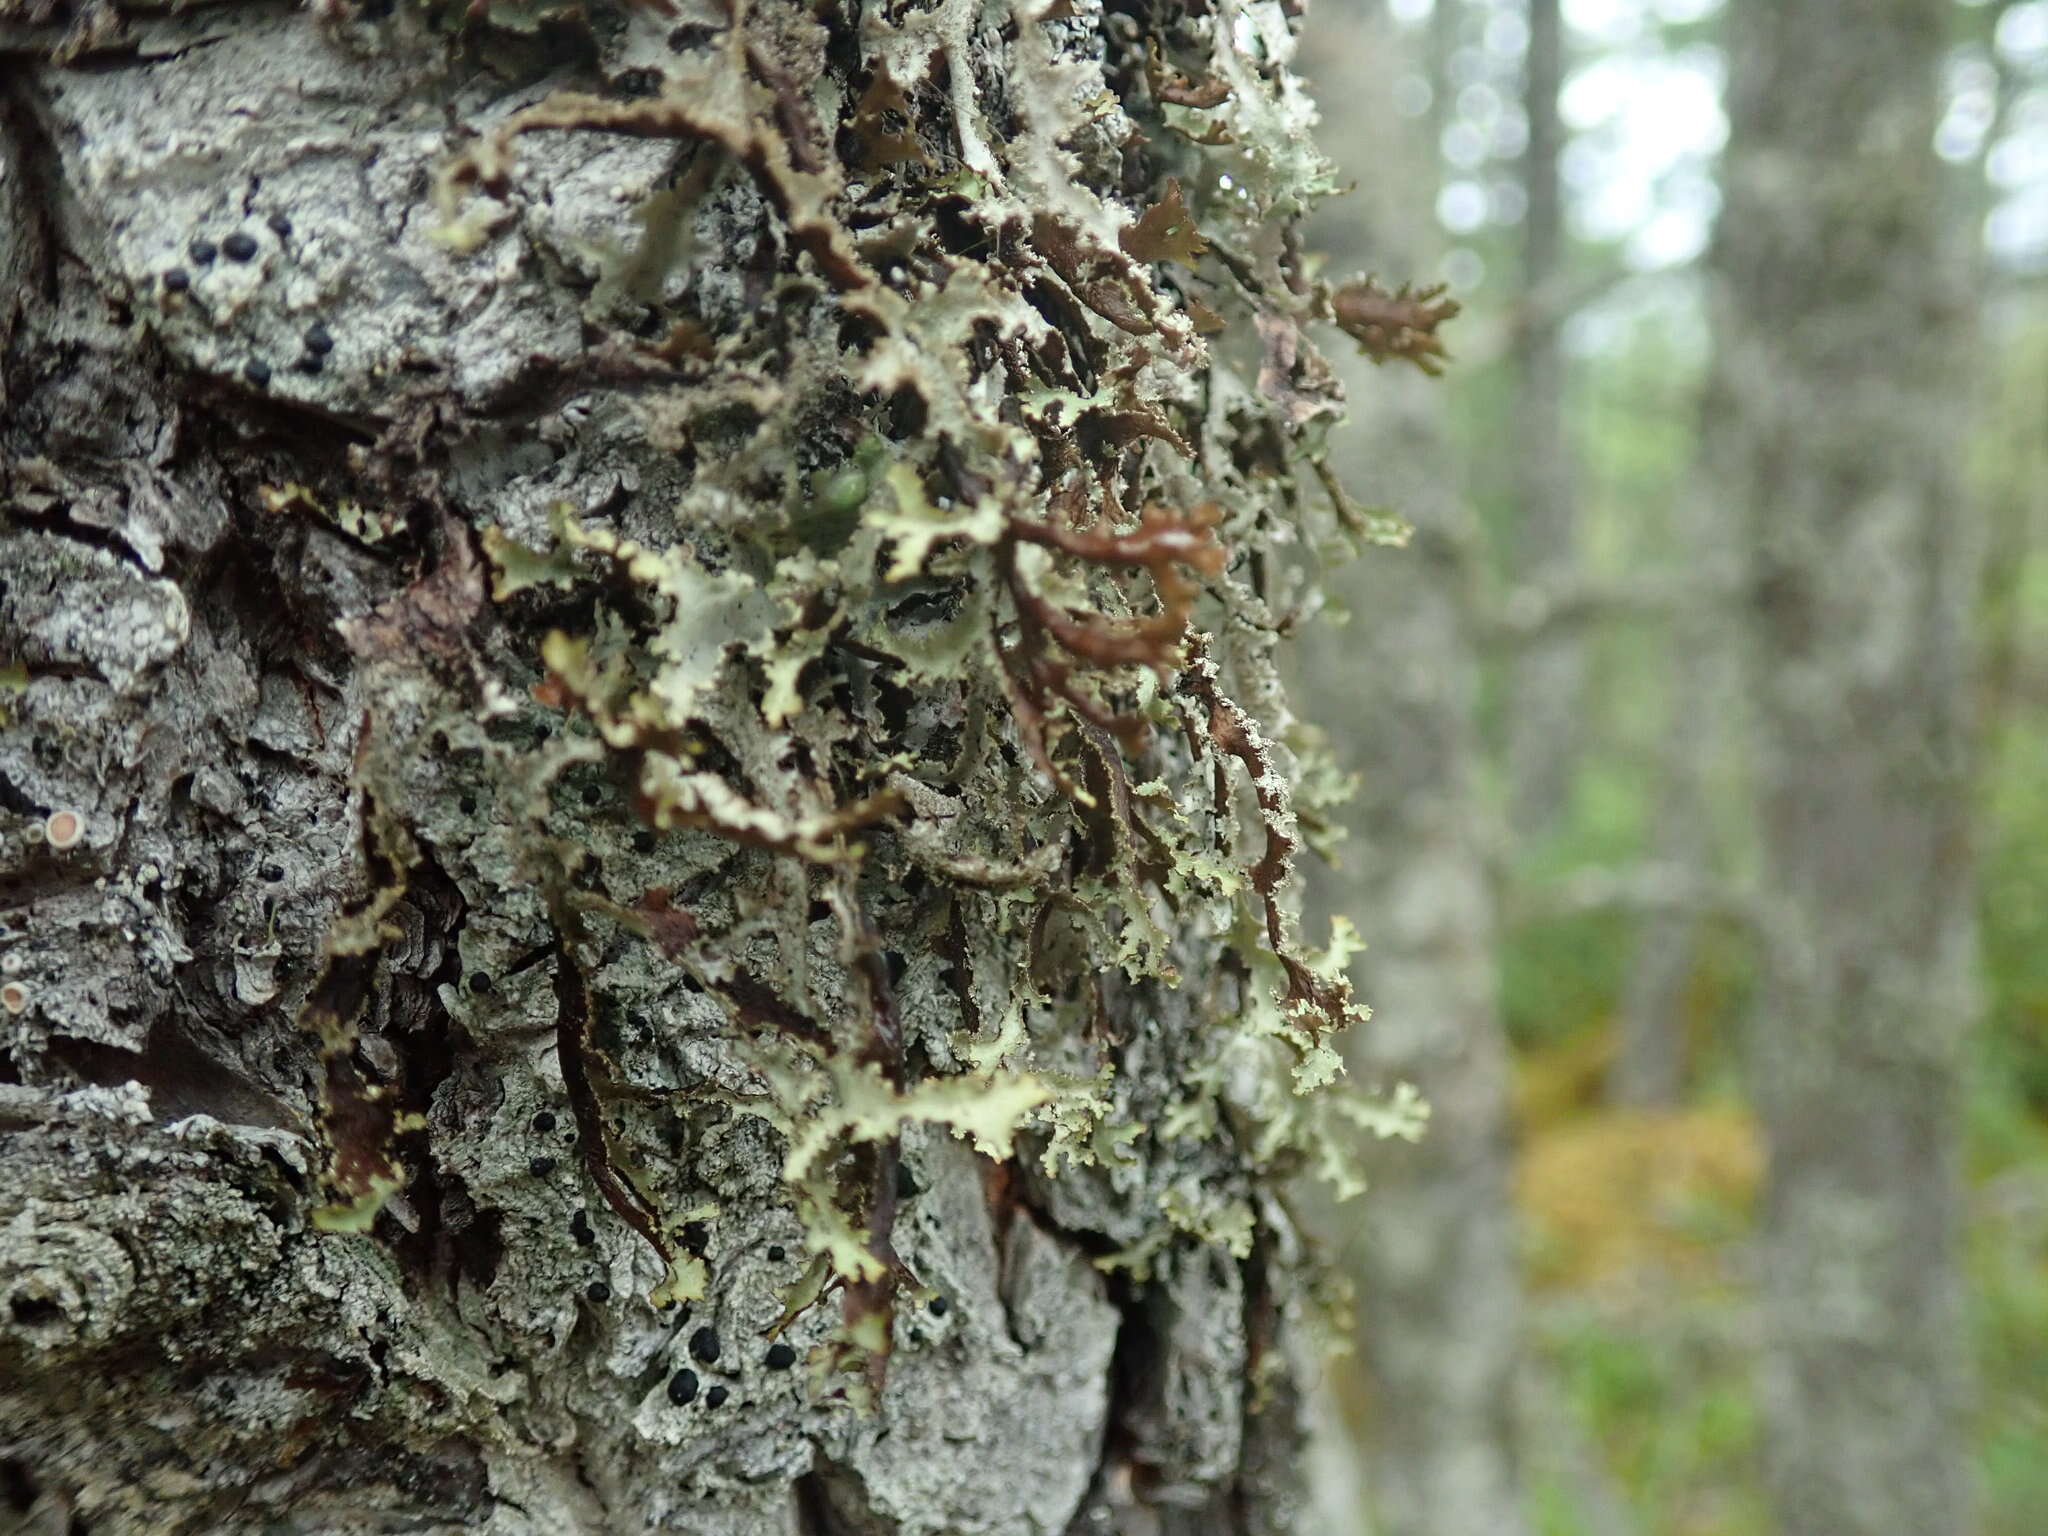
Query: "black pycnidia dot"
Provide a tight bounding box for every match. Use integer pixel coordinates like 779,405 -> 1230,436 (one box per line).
928,1295 -> 949,1317
689,1326 -> 719,1364
585,1281 -> 611,1303
162,268 -> 190,294
764,1342 -> 796,1371
532,1110 -> 556,1133
469,971 -> 493,993
705,1384 -> 728,1409
667,1368 -> 699,1405
633,830 -> 656,853
581,784 -> 602,806
261,862 -> 285,883
296,352 -> 324,375
570,1210 -> 596,1246
529,1156 -> 555,1178
243,359 -> 271,387
189,237 -> 218,265
267,212 -> 293,237
682,1221 -> 709,1256
305,322 -> 334,355
767,1244 -> 785,1262
222,232 -> 259,262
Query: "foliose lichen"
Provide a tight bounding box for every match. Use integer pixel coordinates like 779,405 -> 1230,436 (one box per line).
303,0 -> 1444,1404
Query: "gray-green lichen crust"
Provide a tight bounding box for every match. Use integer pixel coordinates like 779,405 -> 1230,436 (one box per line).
0,0 -> 1432,1530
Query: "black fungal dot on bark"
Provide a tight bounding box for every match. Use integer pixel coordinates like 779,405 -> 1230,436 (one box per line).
581,784 -> 602,806
689,1326 -> 719,1364
667,1368 -> 698,1405
222,232 -> 258,262
267,212 -> 292,237
610,68 -> 662,99
766,1245 -> 785,1262
681,1220 -> 709,1256
188,237 -> 217,265
305,323 -> 334,355
261,862 -> 285,882
571,1210 -> 596,1246
162,269 -> 189,294
469,972 -> 493,993
705,1385 -> 728,1409
529,1156 -> 555,1177
928,1295 -> 949,1317
243,359 -> 271,387
585,1281 -> 610,1303
296,352 -> 324,375
532,1111 -> 556,1133
765,1343 -> 796,1371
633,831 -> 656,853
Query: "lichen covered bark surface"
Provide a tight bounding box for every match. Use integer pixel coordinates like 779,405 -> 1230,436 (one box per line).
0,1 -> 1427,1530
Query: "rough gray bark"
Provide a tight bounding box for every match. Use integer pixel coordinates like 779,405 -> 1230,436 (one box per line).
0,2 -> 1423,1531
1717,1 -> 1982,1530
1505,0 -> 1581,838
1298,9 -> 1528,1533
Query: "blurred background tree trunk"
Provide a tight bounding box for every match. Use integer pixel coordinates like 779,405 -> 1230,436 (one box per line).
1716,1 -> 1984,1530
1608,439 -> 1741,1112
1506,0 -> 1584,841
1300,7 -> 1530,1532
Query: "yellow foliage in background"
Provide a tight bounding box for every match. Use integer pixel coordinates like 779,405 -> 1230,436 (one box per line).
1516,1040 -> 1762,1293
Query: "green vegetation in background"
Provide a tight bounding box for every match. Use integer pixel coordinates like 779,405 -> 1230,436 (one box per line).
1447,243 -> 2048,1536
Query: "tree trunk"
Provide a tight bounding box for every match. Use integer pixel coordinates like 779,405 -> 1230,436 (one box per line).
1299,8 -> 1529,1532
1506,0 -> 1581,838
0,2 -> 1405,1531
1322,399 -> 1528,1536
1608,483 -> 1737,1111
1717,2 -> 1982,1531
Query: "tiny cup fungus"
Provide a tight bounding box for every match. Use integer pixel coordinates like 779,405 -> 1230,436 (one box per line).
1,983 -> 27,1015
44,811 -> 84,851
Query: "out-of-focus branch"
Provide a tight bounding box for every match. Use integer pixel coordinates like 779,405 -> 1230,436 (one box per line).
1483,568 -> 1744,644
1510,862 -> 1758,930
1446,265 -> 1637,369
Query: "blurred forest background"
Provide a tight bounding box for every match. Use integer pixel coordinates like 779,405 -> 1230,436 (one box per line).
1287,2 -> 2048,1533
